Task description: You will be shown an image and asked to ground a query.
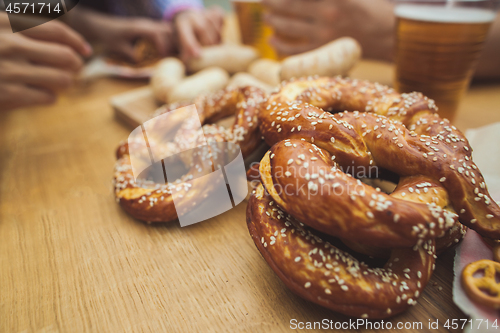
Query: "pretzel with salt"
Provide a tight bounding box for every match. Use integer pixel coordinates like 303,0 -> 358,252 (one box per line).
114,86 -> 265,222
258,76 -> 500,240
247,76 -> 500,318
248,181 -> 435,319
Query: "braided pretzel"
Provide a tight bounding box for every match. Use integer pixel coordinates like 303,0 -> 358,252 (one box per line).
258,76 -> 500,240
247,76 -> 500,318
340,175 -> 467,258
462,259 -> 500,309
248,183 -> 435,319
114,86 -> 265,222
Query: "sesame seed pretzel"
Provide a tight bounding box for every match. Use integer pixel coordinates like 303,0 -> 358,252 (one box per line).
247,182 -> 435,319
114,86 -> 265,222
258,76 -> 500,240
340,175 -> 468,259
247,77 -> 500,318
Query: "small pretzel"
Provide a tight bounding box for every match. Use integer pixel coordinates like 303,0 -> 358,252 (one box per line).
114,87 -> 266,222
462,259 -> 500,309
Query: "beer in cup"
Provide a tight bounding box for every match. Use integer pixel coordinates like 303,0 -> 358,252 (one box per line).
232,0 -> 277,59
394,0 -> 498,121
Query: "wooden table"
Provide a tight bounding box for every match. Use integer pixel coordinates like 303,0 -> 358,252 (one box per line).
1,61 -> 499,333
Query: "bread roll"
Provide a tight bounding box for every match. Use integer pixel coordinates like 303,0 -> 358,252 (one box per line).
227,72 -> 274,93
168,67 -> 230,103
280,37 -> 361,80
187,45 -> 259,74
150,58 -> 185,103
248,59 -> 282,86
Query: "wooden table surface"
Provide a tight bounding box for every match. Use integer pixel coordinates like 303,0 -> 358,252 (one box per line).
1,60 -> 499,333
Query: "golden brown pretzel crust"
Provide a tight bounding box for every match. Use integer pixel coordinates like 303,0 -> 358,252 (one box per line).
461,259 -> 500,309
247,184 -> 435,319
259,76 -> 500,239
247,76 -> 499,319
114,86 -> 266,222
259,139 -> 457,248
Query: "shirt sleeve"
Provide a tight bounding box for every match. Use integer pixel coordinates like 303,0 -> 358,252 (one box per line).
157,0 -> 205,21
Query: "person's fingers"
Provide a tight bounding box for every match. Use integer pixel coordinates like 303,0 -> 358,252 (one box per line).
207,6 -> 225,29
269,35 -> 320,56
0,12 -> 11,29
112,41 -> 138,62
0,60 -> 73,92
8,34 -> 84,71
161,22 -> 176,55
22,20 -> 92,57
130,20 -> 170,57
0,82 -> 55,111
193,16 -> 218,46
265,13 -> 316,40
201,21 -> 221,45
176,16 -> 202,61
204,8 -> 225,43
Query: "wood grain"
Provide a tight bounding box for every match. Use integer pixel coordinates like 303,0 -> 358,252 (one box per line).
1,62 -> 499,333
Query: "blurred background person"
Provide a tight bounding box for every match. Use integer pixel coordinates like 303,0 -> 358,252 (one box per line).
263,0 -> 500,79
0,0 -> 225,111
69,0 -> 224,62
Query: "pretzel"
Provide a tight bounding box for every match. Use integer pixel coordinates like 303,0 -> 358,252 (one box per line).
247,183 -> 435,319
247,76 -> 500,318
258,77 -> 500,240
462,259 -> 500,309
114,86 -> 266,222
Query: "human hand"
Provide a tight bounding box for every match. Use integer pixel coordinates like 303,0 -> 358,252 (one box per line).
262,0 -> 394,60
174,6 -> 225,62
82,13 -> 175,63
0,14 -> 92,111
